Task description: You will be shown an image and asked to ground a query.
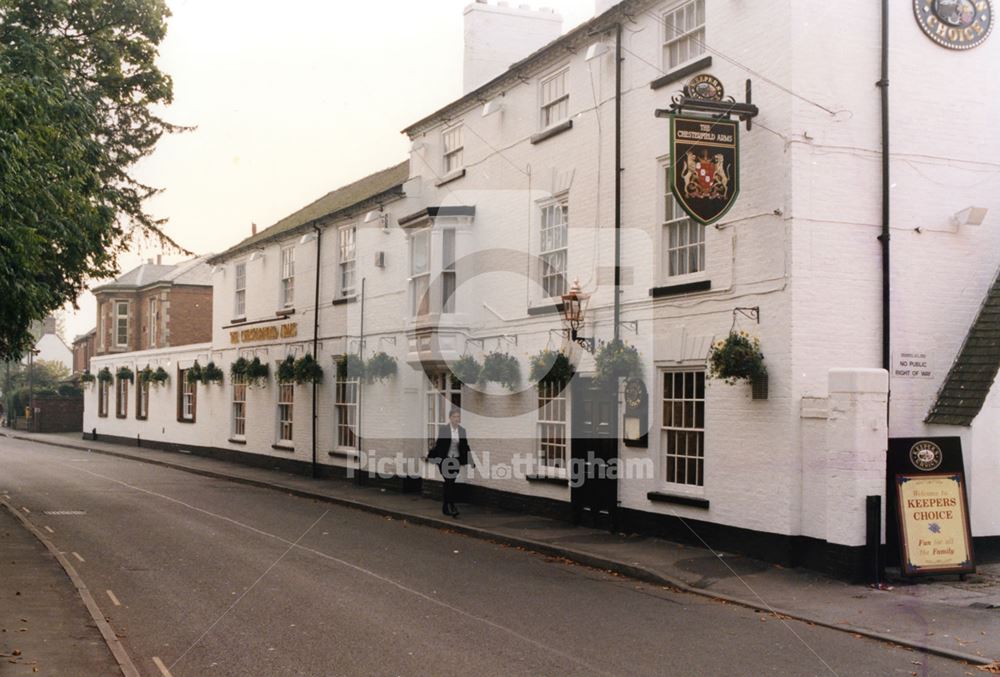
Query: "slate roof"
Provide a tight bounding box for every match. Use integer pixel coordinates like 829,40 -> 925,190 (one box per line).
210,161 -> 409,263
92,256 -> 213,292
925,272 -> 1000,426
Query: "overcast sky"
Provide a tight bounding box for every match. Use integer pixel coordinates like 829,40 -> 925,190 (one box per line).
64,0 -> 596,340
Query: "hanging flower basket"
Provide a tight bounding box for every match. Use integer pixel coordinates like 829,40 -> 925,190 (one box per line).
528,349 -> 575,385
707,331 -> 767,386
230,357 -> 249,381
97,367 -> 113,384
450,355 -> 482,386
365,352 -> 397,383
294,353 -> 324,385
595,339 -> 642,389
138,365 -> 153,385
186,361 -> 203,384
80,370 -> 96,384
277,355 -> 297,383
202,361 -> 225,385
151,366 -> 169,386
336,354 -> 366,381
245,357 -> 270,387
116,366 -> 134,382
481,352 -> 521,391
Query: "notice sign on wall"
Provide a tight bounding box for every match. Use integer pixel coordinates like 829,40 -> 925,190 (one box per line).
895,473 -> 975,576
893,350 -> 933,379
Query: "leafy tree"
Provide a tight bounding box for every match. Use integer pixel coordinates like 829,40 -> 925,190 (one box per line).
0,0 -> 189,360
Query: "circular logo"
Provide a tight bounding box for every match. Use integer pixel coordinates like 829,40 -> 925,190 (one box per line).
686,74 -> 725,101
914,0 -> 993,49
909,440 -> 944,471
624,378 -> 646,411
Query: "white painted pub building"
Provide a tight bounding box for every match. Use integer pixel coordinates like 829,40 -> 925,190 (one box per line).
84,0 -> 1000,578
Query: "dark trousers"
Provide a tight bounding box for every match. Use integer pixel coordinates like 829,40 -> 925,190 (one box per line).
442,475 -> 457,507
439,457 -> 460,507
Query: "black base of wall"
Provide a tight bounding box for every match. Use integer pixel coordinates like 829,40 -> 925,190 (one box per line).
84,433 -> 998,580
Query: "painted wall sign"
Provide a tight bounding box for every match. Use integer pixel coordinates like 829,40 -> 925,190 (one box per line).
229,322 -> 298,345
895,473 -> 975,576
669,115 -> 740,225
914,0 -> 993,49
892,350 -> 933,379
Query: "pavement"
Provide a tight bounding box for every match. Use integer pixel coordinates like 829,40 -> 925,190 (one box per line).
3,429 -> 999,672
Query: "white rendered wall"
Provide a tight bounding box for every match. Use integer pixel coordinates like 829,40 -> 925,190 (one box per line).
463,2 -> 562,94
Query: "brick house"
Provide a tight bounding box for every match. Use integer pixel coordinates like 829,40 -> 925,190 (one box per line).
72,328 -> 97,375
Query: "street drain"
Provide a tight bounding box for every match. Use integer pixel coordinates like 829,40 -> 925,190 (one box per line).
43,510 -> 87,515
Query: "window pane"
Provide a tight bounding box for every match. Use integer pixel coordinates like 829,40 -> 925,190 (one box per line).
661,369 -> 705,487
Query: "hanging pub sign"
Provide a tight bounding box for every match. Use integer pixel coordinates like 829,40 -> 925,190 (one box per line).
669,114 -> 740,225
888,437 -> 976,577
913,0 -> 993,50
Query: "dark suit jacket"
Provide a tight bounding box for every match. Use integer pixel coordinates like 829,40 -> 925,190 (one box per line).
428,424 -> 471,465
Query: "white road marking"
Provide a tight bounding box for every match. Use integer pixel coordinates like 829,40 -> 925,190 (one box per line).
152,656 -> 173,677
43,525 -> 54,533
72,552 -> 85,563
106,589 -> 121,606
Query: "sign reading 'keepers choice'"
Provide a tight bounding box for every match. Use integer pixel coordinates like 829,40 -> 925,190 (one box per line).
895,472 -> 975,576
669,115 -> 740,225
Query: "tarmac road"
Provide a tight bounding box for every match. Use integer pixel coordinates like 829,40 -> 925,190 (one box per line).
0,437 -> 979,676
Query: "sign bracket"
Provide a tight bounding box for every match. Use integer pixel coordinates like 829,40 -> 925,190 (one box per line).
655,78 -> 760,131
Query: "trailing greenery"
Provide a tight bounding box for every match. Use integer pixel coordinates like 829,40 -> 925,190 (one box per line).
116,366 -> 134,382
151,366 -> 169,386
186,361 -> 203,384
528,349 -> 575,385
450,355 -> 482,386
245,357 -> 269,387
481,352 -> 521,391
708,331 -> 766,384
293,354 -> 324,385
202,361 -> 224,385
277,355 -> 297,383
365,352 -> 397,383
139,365 -> 154,385
97,367 -> 113,384
336,354 -> 366,381
229,357 -> 249,381
80,370 -> 95,384
0,0 -> 187,359
595,339 -> 642,388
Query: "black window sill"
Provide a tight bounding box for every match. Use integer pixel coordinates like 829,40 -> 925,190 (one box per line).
649,279 -> 711,298
230,317 -> 247,325
435,169 -> 466,187
530,119 -> 573,145
177,417 -> 196,424
647,491 -> 709,509
527,302 -> 564,317
272,443 -> 295,452
327,449 -> 359,459
649,56 -> 713,91
331,296 -> 357,306
135,416 -> 147,422
228,438 -> 247,445
526,473 -> 569,486
275,308 -> 295,317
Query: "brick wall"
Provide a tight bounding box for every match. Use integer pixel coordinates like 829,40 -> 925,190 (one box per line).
33,396 -> 84,434
166,286 -> 213,346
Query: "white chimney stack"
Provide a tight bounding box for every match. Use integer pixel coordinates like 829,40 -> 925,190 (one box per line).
463,1 -> 562,95
595,0 -> 620,15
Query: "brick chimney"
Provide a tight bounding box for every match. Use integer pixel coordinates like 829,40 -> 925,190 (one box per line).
463,2 -> 562,95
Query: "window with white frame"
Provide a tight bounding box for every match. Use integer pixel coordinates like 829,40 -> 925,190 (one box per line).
663,0 -> 706,70
410,229 -> 430,317
426,374 -> 461,450
663,165 -> 705,277
277,382 -> 294,445
335,374 -> 359,450
234,261 -> 246,317
442,125 -> 464,174
116,376 -> 128,418
540,200 -> 568,298
232,375 -> 246,438
537,381 -> 568,470
442,229 -> 456,314
136,372 -> 149,419
178,369 -> 196,422
147,298 -> 157,348
661,370 -> 705,486
540,68 -> 569,128
98,378 -> 109,417
280,246 -> 295,308
338,225 -> 356,298
114,301 -> 129,347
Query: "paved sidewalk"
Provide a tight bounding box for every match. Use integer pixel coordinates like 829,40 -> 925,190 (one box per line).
4,430 -> 1000,667
0,501 -> 121,676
